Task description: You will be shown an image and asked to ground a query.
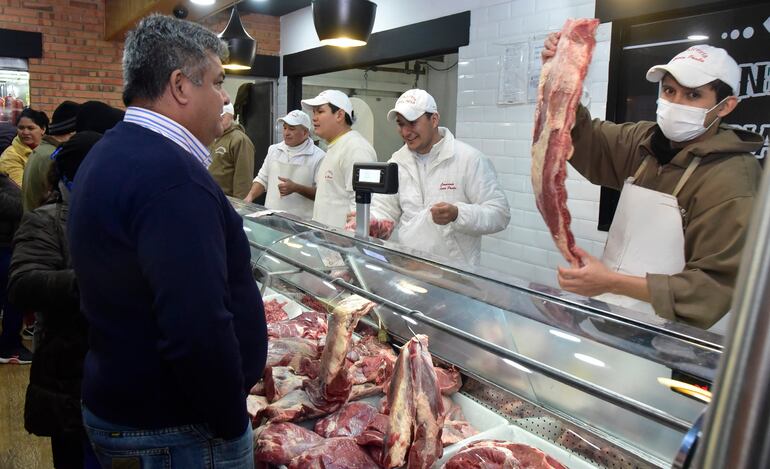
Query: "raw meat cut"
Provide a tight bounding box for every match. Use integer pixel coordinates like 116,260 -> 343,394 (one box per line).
441,395 -> 465,421
301,294 -> 328,313
314,401 -> 379,438
531,18 -> 600,265
265,337 -> 322,369
307,295 -> 376,406
263,388 -> 327,423
382,335 -> 445,469
349,335 -> 398,386
268,310 -> 328,340
265,296 -> 376,422
441,420 -> 478,446
444,440 -> 568,469
288,437 -> 379,469
246,394 -> 269,425
344,217 -> 395,239
263,366 -> 307,402
407,335 -> 445,469
264,298 -> 289,322
435,366 -> 462,395
253,422 -> 324,465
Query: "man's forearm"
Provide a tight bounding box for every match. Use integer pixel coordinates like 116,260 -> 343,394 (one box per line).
293,184 -> 316,201
610,272 -> 652,303
244,181 -> 266,202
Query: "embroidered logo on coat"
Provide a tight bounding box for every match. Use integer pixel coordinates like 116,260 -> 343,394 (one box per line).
213,146 -> 227,156
439,182 -> 456,190
324,170 -> 334,180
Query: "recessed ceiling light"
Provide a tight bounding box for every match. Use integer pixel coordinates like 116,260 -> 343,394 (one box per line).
191,0 -> 215,5
687,35 -> 709,40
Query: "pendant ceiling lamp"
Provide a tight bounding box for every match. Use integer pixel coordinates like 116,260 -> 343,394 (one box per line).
219,6 -> 256,71
312,0 -> 377,48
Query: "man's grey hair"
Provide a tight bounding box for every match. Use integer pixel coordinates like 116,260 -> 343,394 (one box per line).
122,14 -> 228,106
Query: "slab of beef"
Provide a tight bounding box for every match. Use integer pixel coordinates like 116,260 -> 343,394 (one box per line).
350,382 -> 384,401
344,217 -> 395,239
444,440 -> 568,469
266,295 -> 376,423
307,295 -> 376,406
382,335 -> 445,469
349,335 -> 398,386
264,298 -> 290,322
263,388 -> 328,423
265,337 -> 322,370
314,401 -> 379,438
246,395 -> 269,425
288,437 -> 379,469
253,422 -> 324,466
531,18 -> 600,265
435,366 -> 462,395
268,310 -> 328,340
263,366 -> 308,402
441,420 -> 478,446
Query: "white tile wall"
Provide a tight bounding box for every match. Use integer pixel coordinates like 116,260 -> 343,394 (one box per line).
462,0 -> 611,287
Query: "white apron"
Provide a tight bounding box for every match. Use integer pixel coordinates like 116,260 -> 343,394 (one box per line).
594,156 -> 730,334
264,160 -> 315,220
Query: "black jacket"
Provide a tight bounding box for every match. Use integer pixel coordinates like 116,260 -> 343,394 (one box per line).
0,173 -> 22,247
8,190 -> 86,437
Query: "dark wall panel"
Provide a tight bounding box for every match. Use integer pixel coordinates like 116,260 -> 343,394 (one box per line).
0,29 -> 42,58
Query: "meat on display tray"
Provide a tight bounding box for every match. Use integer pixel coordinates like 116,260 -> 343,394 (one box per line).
273,392 -> 511,469
435,423 -> 600,468
263,292 -> 307,320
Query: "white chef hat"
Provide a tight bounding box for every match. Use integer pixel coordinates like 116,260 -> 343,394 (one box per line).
221,103 -> 235,116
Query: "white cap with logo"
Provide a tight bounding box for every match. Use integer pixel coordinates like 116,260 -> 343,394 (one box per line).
277,110 -> 312,131
646,45 -> 741,96
387,89 -> 438,122
301,90 -> 353,118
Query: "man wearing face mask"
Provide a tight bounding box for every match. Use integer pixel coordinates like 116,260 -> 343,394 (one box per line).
546,41 -> 763,331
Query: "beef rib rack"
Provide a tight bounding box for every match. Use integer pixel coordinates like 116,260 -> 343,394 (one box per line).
531,18 -> 600,265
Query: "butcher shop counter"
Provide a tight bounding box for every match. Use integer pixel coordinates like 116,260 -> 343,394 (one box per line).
231,200 -> 720,468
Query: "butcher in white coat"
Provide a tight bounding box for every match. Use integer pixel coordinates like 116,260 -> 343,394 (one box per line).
369,89 -> 511,265
302,90 -> 377,229
244,110 -> 325,220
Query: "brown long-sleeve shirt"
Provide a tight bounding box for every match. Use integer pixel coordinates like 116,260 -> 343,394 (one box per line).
207,123 -> 255,199
570,105 -> 763,328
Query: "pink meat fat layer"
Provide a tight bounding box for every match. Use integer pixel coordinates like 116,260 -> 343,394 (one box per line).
531,18 -> 600,265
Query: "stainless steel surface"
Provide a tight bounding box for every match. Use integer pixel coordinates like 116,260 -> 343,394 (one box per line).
355,202 -> 369,238
692,165 -> 770,468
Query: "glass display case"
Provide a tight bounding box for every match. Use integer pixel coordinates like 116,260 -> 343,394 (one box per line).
232,199 -> 721,468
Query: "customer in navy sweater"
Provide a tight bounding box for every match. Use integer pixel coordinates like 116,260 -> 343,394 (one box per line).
67,14 -> 266,468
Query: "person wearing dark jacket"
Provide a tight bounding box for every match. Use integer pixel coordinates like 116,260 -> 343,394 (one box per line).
68,15 -> 266,467
0,172 -> 30,363
8,131 -> 102,468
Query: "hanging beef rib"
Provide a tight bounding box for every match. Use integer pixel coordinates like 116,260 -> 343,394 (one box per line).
531,18 -> 600,265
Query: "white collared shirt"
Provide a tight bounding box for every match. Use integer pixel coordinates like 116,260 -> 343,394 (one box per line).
124,107 -> 212,167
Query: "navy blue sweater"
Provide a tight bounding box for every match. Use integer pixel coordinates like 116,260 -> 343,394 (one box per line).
68,122 -> 267,439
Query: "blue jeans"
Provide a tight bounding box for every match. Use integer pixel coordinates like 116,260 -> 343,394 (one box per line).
82,406 -> 253,469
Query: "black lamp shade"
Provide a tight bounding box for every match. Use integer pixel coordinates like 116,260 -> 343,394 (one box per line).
312,0 -> 377,47
219,7 -> 256,70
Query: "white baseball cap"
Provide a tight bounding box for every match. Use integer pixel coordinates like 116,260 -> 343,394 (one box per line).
221,103 -> 234,116
646,45 -> 741,96
277,110 -> 311,130
387,89 -> 438,122
301,90 -> 353,118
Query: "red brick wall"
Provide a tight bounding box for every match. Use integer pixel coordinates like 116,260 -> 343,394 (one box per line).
0,1 -> 280,117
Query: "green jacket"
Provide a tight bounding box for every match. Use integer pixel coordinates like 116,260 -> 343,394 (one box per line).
207,123 -> 255,199
570,105 -> 763,329
22,135 -> 60,211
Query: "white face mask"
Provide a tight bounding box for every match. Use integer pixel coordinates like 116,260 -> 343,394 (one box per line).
656,97 -> 726,143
